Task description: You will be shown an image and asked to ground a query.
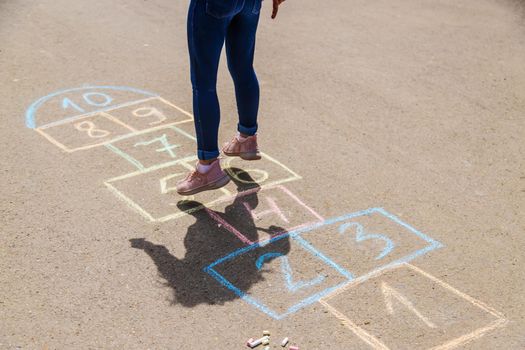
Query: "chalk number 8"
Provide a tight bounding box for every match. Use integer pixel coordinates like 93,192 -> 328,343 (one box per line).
74,121 -> 110,138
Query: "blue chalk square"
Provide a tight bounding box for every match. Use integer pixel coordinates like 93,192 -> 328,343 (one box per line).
293,208 -> 443,281
106,125 -> 197,171
205,233 -> 351,320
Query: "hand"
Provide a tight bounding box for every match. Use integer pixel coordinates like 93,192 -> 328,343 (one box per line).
272,0 -> 286,19
129,238 -> 146,249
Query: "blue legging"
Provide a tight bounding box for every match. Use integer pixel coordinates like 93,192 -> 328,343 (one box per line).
187,0 -> 262,160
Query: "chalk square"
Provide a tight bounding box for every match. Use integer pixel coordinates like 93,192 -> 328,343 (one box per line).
105,97 -> 193,130
292,208 -> 443,281
205,233 -> 350,320
36,112 -> 135,152
221,153 -> 301,188
319,264 -> 507,350
104,153 -> 302,222
204,185 -> 324,245
26,86 -> 158,129
106,125 -> 197,171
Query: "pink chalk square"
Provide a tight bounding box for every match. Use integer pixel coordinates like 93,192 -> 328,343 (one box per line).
319,264 -> 507,350
204,185 -> 324,245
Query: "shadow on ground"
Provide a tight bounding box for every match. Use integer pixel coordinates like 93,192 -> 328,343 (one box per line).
130,168 -> 291,307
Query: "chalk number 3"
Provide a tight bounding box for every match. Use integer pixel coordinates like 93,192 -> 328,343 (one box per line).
338,222 -> 395,260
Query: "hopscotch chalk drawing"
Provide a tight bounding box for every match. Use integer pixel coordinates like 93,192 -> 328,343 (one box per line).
25,86 -> 507,347
203,185 -> 324,244
204,230 -> 350,320
291,208 -> 443,279
26,85 -> 192,152
105,125 -> 198,172
204,207 -> 442,319
26,85 -> 302,221
319,263 -> 507,350
103,152 -> 302,222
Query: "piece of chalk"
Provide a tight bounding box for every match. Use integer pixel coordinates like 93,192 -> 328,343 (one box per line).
249,336 -> 269,348
263,330 -> 270,336
280,337 -> 289,347
249,338 -> 262,348
289,346 -> 299,350
263,347 -> 270,350
247,338 -> 254,347
262,338 -> 269,345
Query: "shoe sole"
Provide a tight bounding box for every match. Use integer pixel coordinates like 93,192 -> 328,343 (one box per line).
176,174 -> 231,196
223,151 -> 262,161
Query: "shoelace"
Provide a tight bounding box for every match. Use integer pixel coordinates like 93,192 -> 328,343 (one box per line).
184,170 -> 203,182
229,136 -> 239,146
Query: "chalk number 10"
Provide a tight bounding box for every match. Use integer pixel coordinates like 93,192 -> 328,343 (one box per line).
62,92 -> 113,113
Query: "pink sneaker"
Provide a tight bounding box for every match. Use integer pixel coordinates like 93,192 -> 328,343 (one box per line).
222,134 -> 261,160
175,159 -> 230,196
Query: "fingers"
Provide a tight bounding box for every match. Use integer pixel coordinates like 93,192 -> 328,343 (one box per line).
271,0 -> 285,19
271,0 -> 279,19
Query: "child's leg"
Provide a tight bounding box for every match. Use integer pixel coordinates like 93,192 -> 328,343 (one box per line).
225,0 -> 261,137
187,0 -> 230,161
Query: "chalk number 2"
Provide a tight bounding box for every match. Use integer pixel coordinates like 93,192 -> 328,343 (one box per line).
256,252 -> 325,293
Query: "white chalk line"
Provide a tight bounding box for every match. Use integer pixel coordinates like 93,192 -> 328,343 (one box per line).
318,263 -> 508,350
35,96 -> 194,152
104,152 -> 303,223
37,97 -> 159,130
